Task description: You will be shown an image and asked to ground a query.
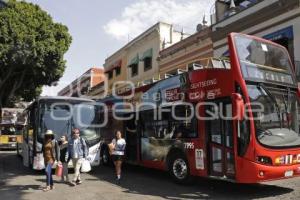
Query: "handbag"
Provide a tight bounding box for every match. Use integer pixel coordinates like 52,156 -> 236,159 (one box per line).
108,143 -> 115,155
81,159 -> 91,173
55,163 -> 63,177
33,153 -> 45,170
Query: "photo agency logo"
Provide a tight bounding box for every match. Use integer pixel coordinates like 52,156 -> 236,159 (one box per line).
51,77 -> 265,127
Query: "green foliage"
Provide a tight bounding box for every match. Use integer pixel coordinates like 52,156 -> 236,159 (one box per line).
0,0 -> 72,106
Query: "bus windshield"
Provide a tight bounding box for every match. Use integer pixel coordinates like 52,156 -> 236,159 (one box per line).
0,125 -> 22,135
247,84 -> 300,148
234,35 -> 296,86
38,101 -> 100,144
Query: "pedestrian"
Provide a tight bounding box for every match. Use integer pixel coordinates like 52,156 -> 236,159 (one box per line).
110,130 -> 126,183
42,130 -> 60,192
59,135 -> 69,183
68,128 -> 88,186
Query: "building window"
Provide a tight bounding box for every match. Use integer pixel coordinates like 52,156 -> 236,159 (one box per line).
131,64 -> 138,77
115,67 -> 121,76
142,48 -> 153,71
108,71 -> 113,79
128,54 -> 139,77
144,57 -> 152,71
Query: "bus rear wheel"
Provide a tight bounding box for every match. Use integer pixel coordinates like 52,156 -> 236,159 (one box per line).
168,153 -> 192,184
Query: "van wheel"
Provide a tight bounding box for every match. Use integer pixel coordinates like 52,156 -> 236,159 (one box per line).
101,147 -> 110,166
168,153 -> 192,184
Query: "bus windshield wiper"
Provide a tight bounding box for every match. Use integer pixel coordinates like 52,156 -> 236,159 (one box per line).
257,83 -> 282,128
257,128 -> 285,140
282,88 -> 291,129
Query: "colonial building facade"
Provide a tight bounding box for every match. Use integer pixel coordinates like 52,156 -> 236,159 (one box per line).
102,22 -> 190,95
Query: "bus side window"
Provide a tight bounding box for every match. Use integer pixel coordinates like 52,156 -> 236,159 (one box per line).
170,105 -> 198,139
141,110 -> 155,138
238,119 -> 250,156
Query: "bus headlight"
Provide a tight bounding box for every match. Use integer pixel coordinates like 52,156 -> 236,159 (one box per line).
257,156 -> 272,165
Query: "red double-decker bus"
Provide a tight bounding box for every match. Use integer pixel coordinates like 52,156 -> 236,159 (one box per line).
98,33 -> 300,184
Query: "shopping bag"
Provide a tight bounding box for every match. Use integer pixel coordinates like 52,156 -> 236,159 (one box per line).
108,143 -> 115,155
55,163 -> 63,177
33,153 -> 45,170
81,159 -> 91,173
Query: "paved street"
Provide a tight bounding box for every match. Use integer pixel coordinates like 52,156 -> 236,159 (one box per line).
0,150 -> 300,200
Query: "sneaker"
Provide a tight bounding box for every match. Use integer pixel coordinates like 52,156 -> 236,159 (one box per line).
116,178 -> 121,185
43,186 -> 51,192
76,180 -> 82,185
70,181 -> 77,186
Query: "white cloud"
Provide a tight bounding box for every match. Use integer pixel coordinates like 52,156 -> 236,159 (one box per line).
103,0 -> 215,41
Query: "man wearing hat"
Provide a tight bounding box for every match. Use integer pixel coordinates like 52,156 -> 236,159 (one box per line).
68,128 -> 88,186
42,130 -> 60,192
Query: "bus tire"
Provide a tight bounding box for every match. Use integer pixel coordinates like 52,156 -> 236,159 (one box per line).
101,146 -> 111,166
28,150 -> 33,170
168,152 -> 192,184
16,143 -> 20,157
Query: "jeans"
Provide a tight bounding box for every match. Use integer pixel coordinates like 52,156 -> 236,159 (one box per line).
72,158 -> 83,182
45,163 -> 53,186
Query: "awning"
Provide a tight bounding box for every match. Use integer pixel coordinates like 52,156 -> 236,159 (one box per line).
263,26 -> 294,41
128,54 -> 139,67
141,48 -> 153,60
105,59 -> 122,72
114,60 -> 122,68
105,66 -> 113,73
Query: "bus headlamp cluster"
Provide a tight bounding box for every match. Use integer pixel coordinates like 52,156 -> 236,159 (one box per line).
257,156 -> 272,165
274,154 -> 300,165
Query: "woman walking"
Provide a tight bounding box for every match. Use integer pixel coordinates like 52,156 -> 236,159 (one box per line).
42,130 -> 60,192
110,130 -> 126,183
59,135 -> 69,183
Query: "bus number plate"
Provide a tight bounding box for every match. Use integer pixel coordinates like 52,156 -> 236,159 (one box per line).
284,170 -> 293,177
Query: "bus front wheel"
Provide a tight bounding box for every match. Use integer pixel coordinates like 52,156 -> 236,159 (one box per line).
168,153 -> 192,184
101,147 -> 111,166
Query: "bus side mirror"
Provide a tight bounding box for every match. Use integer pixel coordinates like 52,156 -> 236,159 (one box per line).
232,93 -> 245,121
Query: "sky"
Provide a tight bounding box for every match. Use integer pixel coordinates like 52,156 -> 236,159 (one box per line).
25,0 -> 215,96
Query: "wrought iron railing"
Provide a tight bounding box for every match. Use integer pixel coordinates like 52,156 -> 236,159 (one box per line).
210,0 -> 263,25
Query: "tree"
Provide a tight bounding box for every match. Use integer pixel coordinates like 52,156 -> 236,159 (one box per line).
0,0 -> 72,120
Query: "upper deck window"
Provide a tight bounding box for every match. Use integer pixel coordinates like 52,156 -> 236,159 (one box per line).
234,34 -> 295,86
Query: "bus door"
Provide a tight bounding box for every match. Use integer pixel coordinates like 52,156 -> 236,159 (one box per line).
205,99 -> 235,179
124,116 -> 138,162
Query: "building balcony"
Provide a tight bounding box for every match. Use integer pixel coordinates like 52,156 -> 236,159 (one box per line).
211,0 -> 300,41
